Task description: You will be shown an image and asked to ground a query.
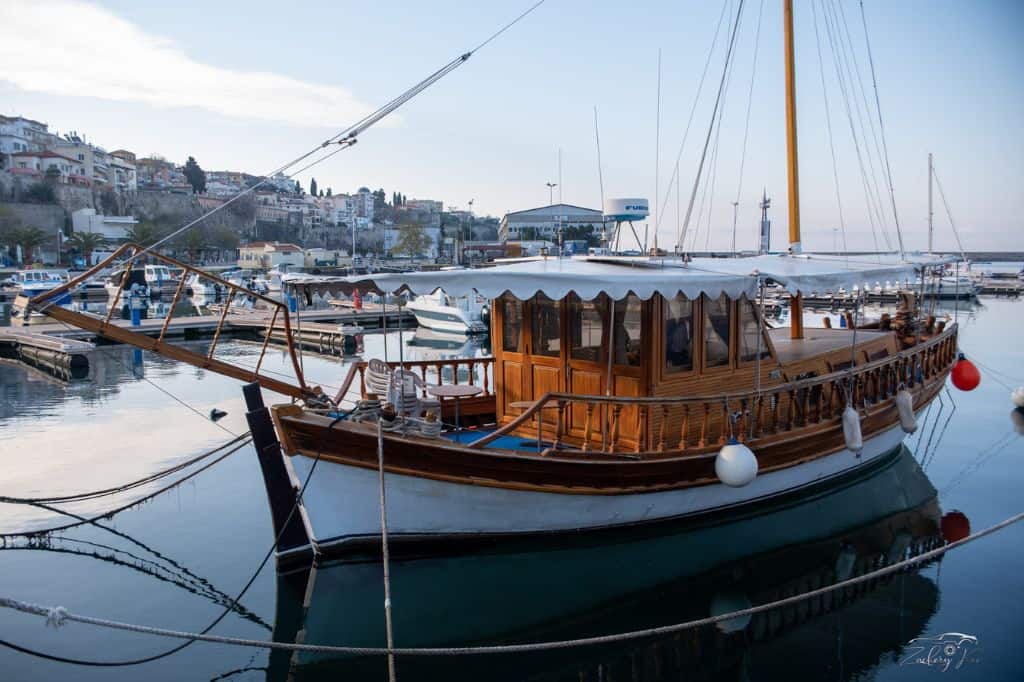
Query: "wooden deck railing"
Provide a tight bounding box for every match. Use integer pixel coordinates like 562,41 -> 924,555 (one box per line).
470,325 -> 958,456
335,357 -> 495,404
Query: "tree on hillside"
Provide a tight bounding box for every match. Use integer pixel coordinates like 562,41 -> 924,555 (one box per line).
372,188 -> 386,211
183,156 -> 206,194
326,187 -> 332,197
310,177 -> 318,198
66,232 -> 107,265
23,182 -> 57,204
180,229 -> 207,264
391,224 -> 432,258
12,227 -> 49,264
294,180 -> 302,195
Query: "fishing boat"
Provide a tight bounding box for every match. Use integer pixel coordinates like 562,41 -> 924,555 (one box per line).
27,1 -> 961,566
404,289 -> 489,334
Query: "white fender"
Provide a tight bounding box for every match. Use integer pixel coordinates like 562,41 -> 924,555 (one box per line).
842,405 -> 863,454
710,591 -> 752,633
895,389 -> 917,433
1012,387 -> 1024,409
715,439 -> 759,487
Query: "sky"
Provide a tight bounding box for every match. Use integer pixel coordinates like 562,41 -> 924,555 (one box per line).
1,0 -> 1021,252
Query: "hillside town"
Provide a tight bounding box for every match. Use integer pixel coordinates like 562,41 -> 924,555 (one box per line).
0,113 -> 602,270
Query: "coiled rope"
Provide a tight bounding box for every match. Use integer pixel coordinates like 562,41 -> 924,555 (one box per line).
3,508 -> 1022,658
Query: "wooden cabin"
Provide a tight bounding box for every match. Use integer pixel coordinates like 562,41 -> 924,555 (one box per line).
492,286 -> 900,452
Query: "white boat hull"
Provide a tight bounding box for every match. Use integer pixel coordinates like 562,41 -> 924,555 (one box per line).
286,420 -> 911,557
405,302 -> 488,334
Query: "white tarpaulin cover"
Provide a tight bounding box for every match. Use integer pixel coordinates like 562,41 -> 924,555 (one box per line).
294,253 -> 955,301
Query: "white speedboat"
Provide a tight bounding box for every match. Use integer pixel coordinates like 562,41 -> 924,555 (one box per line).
186,272 -> 222,297
405,289 -> 489,334
930,275 -> 977,299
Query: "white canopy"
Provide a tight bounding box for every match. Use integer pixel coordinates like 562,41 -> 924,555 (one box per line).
294,253 -> 955,302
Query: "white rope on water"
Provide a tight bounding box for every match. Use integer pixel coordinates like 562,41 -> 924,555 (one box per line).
3,508 -> 1023,657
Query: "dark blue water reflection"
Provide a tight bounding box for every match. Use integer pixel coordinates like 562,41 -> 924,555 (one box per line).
0,299 -> 1022,681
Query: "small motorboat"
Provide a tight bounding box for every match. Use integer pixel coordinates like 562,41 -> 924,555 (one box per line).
405,289 -> 489,334
144,264 -> 179,295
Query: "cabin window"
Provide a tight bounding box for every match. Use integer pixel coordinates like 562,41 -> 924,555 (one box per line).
531,294 -> 561,357
612,294 -> 643,366
664,294 -> 694,373
569,294 -> 604,362
738,295 -> 771,361
703,294 -> 732,368
501,295 -> 524,352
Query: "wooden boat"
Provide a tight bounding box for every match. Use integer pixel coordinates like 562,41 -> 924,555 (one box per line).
26,1 -> 960,565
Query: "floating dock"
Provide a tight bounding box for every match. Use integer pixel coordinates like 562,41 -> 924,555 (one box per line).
0,328 -> 94,379
1,303 -> 413,376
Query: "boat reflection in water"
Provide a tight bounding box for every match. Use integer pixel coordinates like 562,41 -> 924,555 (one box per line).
270,448 -> 944,681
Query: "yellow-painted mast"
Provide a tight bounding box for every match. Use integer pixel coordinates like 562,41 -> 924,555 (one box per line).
783,0 -> 804,339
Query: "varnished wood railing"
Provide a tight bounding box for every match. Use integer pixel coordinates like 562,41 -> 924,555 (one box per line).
345,357 -> 495,402
470,325 -> 958,455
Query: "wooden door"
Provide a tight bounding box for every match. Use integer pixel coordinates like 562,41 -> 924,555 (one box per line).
526,294 -> 563,427
494,295 -> 526,421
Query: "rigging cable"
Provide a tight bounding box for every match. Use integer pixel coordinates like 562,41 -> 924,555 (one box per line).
731,0 -> 766,253
930,161 -> 968,260
818,0 -> 888,256
30,0 -> 548,320
678,0 -> 747,251
856,0 -> 905,257
831,0 -> 892,248
810,0 -> 849,260
654,0 -> 730,240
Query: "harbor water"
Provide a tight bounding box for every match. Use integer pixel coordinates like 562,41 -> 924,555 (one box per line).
1,297 -> 1022,680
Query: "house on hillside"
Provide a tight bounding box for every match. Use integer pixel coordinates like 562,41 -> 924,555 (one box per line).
238,241 -> 304,269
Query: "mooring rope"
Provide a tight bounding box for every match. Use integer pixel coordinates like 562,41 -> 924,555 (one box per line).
2,508 -> 1022,658
0,432 -> 251,506
0,436 -> 253,537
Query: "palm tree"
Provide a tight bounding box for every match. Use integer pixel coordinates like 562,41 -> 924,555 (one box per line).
126,221 -> 164,246
12,227 -> 49,264
66,232 -> 107,266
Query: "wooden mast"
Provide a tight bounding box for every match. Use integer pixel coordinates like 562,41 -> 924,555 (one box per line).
783,0 -> 804,339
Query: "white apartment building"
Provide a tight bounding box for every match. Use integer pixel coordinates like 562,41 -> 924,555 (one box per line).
0,116 -> 60,167
238,242 -> 305,269
7,151 -> 90,186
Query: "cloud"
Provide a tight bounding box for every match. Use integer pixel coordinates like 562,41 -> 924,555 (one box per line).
0,0 -> 380,128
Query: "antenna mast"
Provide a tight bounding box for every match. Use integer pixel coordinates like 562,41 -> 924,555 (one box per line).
928,152 -> 934,254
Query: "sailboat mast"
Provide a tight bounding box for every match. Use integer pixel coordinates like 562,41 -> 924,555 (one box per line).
928,152 -> 934,253
783,0 -> 804,338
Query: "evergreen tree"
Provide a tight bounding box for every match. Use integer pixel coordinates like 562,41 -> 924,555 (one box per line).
326,187 -> 332,197
183,156 -> 206,194
310,177 -> 318,197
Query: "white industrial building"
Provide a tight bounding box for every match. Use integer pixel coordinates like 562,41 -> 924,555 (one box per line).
498,203 -> 604,241
71,208 -> 138,240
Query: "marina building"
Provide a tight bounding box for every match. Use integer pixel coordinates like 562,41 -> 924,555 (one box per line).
499,203 -> 604,241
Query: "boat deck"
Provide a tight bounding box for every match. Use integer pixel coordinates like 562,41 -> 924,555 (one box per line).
443,428 -> 551,453
768,327 -> 890,364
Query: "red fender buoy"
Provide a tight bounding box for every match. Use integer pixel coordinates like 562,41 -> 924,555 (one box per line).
353,288 -> 363,311
951,353 -> 981,391
941,510 -> 971,543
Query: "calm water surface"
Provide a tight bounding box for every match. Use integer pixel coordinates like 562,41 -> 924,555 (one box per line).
0,297 -> 1022,680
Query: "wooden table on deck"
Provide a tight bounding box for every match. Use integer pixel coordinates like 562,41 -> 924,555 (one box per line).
428,384 -> 483,438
